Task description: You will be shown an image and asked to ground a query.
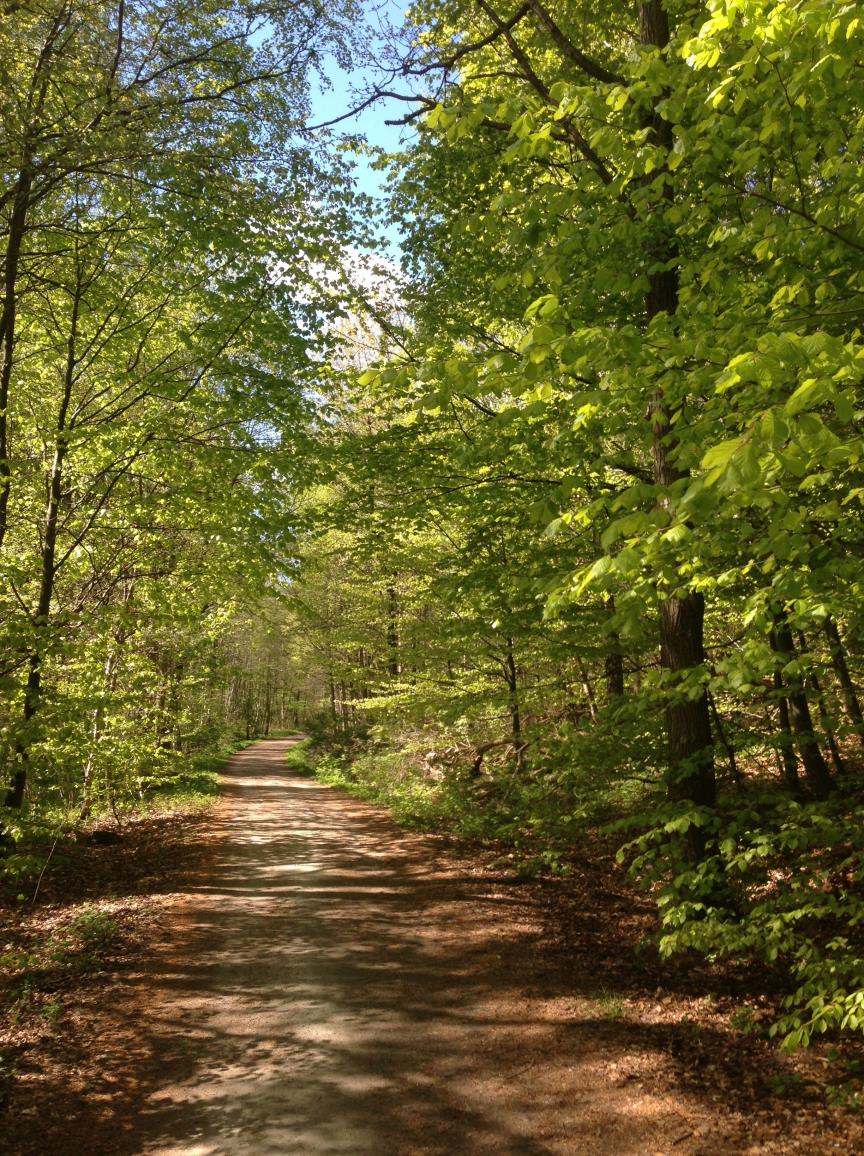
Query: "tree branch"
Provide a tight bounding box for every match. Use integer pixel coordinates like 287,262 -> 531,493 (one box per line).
525,0 -> 623,85
402,3 -> 531,78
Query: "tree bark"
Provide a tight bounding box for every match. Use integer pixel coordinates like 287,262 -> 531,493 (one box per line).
386,582 -> 400,677
577,657 -> 599,723
660,594 -> 715,805
798,631 -> 845,778
0,164 -> 32,551
81,651 -> 119,820
504,636 -> 521,738
824,617 -> 864,749
770,613 -> 834,799
0,10 -> 67,550
4,264 -> 80,808
772,670 -> 803,795
604,596 -> 625,698
641,0 -> 716,836
707,688 -> 741,785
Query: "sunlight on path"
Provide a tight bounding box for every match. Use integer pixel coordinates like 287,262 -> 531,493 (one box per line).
123,739 -> 695,1155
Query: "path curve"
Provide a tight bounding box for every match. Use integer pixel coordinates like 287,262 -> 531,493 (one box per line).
117,738 -> 700,1155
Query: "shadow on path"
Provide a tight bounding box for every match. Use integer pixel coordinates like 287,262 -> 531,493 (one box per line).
66,740 -> 703,1155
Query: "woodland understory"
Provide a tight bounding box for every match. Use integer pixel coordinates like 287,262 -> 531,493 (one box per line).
4,0 -> 864,1134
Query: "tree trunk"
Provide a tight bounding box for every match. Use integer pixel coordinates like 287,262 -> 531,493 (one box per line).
263,672 -> 272,736
504,637 -> 521,738
4,268 -> 80,807
770,613 -> 834,799
0,13 -> 65,550
798,632 -> 845,777
660,594 -> 716,806
772,671 -> 803,795
386,582 -> 400,677
604,598 -> 625,698
641,1 -> 716,840
577,657 -> 599,723
824,617 -> 864,749
707,688 -> 741,785
81,651 -> 119,820
0,164 -> 32,552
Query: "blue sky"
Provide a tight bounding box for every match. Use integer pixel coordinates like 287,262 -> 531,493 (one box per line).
307,2 -> 416,254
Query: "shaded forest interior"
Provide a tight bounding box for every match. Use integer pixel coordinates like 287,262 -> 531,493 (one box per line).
3,0 -> 864,1117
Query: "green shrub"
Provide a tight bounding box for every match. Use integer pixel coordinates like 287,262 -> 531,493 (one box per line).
617,792 -> 864,1050
283,738 -> 317,775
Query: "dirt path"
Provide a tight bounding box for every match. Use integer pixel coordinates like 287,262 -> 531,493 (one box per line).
5,737 -> 862,1153
65,735 -> 709,1156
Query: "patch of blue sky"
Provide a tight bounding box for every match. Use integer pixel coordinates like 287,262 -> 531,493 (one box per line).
248,1 -> 417,257
307,0 -> 416,257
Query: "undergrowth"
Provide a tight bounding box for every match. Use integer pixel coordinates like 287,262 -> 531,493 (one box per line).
617,789 -> 864,1050
1,902 -> 127,1024
0,734 -> 254,893
287,727 -> 649,870
294,729 -> 864,1052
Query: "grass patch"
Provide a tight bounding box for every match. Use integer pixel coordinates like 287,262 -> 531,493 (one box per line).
308,748 -> 446,830
283,738 -> 317,775
142,736 -> 262,809
71,908 -> 121,953
591,988 -> 627,1022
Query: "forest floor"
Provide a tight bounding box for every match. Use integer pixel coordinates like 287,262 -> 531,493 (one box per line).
2,737 -> 864,1154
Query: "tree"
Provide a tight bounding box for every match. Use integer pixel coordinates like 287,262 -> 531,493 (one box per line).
0,0 -> 362,810
289,0 -> 864,1045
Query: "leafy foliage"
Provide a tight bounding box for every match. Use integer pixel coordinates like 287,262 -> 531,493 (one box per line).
5,0 -> 864,1060
0,1 -> 363,831
281,0 -> 864,1051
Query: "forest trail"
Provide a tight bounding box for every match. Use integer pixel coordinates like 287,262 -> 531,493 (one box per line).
72,739 -> 712,1154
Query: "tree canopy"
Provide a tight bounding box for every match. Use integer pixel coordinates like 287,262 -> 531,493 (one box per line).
4,0 -> 864,1053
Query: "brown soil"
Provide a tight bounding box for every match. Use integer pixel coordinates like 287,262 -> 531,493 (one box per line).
2,737 -> 863,1154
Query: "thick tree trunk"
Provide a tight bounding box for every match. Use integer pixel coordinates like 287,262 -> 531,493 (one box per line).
640,1 -> 716,836
605,651 -> 625,700
660,594 -> 715,805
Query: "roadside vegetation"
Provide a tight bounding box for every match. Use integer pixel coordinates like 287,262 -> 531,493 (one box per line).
4,0 -> 864,1119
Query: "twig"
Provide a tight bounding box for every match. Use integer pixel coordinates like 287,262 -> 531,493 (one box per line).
31,834 -> 59,905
